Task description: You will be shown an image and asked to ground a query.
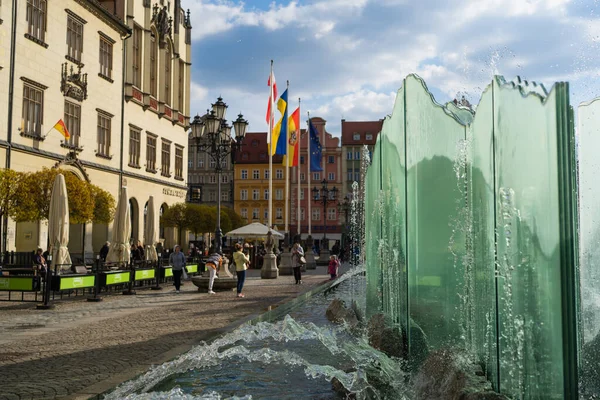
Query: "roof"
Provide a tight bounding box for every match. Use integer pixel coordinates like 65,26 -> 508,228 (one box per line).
341,120 -> 384,145
235,132 -> 284,164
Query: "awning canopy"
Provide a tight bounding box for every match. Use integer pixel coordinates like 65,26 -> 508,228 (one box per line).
226,222 -> 285,239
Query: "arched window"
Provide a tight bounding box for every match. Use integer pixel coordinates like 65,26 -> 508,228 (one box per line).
149,30 -> 157,97
164,42 -> 171,105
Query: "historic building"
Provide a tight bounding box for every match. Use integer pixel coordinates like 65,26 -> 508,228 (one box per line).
233,132 -> 286,229
340,119 -> 383,201
187,130 -> 234,209
0,0 -> 191,255
288,117 -> 343,246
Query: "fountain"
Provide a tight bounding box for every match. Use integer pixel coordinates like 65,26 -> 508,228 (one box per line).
102,74 -> 599,399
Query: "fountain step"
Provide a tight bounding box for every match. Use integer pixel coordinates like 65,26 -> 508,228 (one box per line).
191,276 -> 237,291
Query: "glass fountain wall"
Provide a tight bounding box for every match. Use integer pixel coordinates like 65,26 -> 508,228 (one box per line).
364,74 -> 580,399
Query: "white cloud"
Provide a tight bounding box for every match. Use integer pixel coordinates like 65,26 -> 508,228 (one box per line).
190,82 -> 209,104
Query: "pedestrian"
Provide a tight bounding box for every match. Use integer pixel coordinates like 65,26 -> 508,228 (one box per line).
205,248 -> 222,295
233,243 -> 250,298
137,240 -> 145,262
99,241 -> 109,262
291,242 -> 305,284
328,254 -> 340,280
33,248 -> 47,276
169,244 -> 186,293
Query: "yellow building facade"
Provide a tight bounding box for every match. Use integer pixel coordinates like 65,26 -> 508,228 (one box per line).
233,133 -> 287,230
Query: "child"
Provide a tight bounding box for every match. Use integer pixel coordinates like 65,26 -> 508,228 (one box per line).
328,255 -> 340,280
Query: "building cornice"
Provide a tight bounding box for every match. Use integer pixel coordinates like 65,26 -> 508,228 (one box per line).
73,0 -> 131,35
10,144 -> 188,191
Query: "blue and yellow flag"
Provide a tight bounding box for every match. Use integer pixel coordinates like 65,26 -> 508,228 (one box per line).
270,89 -> 288,156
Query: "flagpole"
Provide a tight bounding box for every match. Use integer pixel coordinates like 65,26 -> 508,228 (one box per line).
307,111 -> 312,237
268,60 -> 274,228
284,80 -> 290,238
297,97 -> 301,238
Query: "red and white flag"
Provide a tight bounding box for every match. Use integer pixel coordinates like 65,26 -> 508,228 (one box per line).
266,69 -> 277,140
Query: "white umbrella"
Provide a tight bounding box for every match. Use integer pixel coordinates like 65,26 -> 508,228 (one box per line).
144,196 -> 158,262
48,174 -> 71,274
226,222 -> 285,239
106,187 -> 131,266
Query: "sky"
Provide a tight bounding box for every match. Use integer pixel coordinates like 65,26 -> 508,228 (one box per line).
184,0 -> 600,135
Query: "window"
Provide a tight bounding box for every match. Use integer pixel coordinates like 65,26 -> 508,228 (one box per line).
328,208 -> 336,221
132,25 -> 142,87
66,15 -> 84,63
328,155 -> 334,164
97,112 -> 111,157
161,140 -> 171,177
240,189 -> 248,200
347,151 -> 353,160
275,189 -> 283,200
26,0 -> 47,44
353,133 -> 360,140
252,189 -> 259,200
300,189 -> 304,200
264,189 -> 269,200
64,101 -> 81,148
253,208 -> 259,219
276,169 -> 283,179
164,43 -> 171,105
276,208 -> 283,219
300,173 -> 305,182
241,208 -> 248,219
198,176 -> 204,183
264,169 -> 270,180
314,191 -> 320,200
300,156 -> 305,164
129,128 -> 141,167
312,208 -> 320,221
22,83 -> 44,137
313,172 -> 320,181
328,190 -> 336,200
209,159 -> 216,169
209,191 -> 216,202
146,134 -> 157,172
178,60 -> 185,111
354,168 -> 360,182
188,159 -> 192,168
300,208 -> 305,221
209,175 -> 216,184
197,156 -> 204,168
355,151 -> 361,160
222,175 -> 228,183
99,37 -> 113,79
347,168 -> 353,181
264,209 -> 268,219
149,32 -> 157,97
241,169 -> 248,179
328,172 -> 335,181
259,152 -> 266,160
221,191 -> 229,201
242,153 -> 249,161
366,134 -> 373,140
253,170 -> 259,179
175,146 -> 183,179
252,140 -> 258,147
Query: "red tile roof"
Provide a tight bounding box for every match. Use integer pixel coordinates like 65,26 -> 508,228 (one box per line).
235,132 -> 284,164
341,120 -> 384,145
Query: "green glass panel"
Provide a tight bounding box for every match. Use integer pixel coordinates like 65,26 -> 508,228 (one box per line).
404,75 -> 467,356
105,271 -> 131,285
365,137 -> 383,318
576,97 -> 600,397
164,267 -> 173,277
186,265 -> 198,274
0,277 -> 35,291
492,77 -> 571,398
134,269 -> 156,281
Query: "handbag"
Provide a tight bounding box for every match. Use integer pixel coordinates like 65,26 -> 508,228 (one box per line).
182,268 -> 189,280
299,256 -> 307,265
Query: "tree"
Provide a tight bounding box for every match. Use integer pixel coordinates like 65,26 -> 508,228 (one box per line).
90,184 -> 116,224
222,206 -> 244,231
0,169 -> 27,221
161,202 -> 188,244
185,204 -> 212,239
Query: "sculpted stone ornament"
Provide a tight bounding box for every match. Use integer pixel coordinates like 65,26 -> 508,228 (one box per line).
61,63 -> 88,101
152,4 -> 173,47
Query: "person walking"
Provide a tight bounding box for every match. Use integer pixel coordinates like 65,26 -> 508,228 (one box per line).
205,248 -> 222,295
328,254 -> 340,280
99,242 -> 109,262
233,243 -> 250,298
169,245 -> 186,293
291,242 -> 305,284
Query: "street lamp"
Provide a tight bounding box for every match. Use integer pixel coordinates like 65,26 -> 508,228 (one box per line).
312,179 -> 338,251
190,97 -> 248,255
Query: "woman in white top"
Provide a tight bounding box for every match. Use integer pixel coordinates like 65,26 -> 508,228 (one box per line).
291,242 -> 305,284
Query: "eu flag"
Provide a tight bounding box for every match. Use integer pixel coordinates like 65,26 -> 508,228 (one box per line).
309,121 -> 323,172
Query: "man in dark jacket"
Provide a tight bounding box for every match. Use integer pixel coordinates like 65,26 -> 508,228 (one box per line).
99,242 -> 110,261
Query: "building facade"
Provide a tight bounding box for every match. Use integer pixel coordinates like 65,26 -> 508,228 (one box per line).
0,0 -> 191,254
289,117 -> 343,245
187,134 -> 234,208
233,132 -> 287,229
340,119 -> 383,204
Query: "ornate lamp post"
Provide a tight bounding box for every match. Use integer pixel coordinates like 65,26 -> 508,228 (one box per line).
312,179 -> 338,259
190,97 -> 248,255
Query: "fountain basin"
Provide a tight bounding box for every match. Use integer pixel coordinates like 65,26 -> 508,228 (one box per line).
191,275 -> 237,292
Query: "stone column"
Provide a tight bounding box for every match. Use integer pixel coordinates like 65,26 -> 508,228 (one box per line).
37,220 -> 48,251
278,248 -> 293,275
261,232 -> 279,279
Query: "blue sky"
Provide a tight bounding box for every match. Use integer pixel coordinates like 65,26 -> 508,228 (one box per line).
185,0 -> 600,135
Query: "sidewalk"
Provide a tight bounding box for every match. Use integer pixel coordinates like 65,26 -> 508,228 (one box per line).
0,266 -> 332,400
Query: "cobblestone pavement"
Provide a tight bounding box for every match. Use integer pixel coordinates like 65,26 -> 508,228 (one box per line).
0,266 -> 332,400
